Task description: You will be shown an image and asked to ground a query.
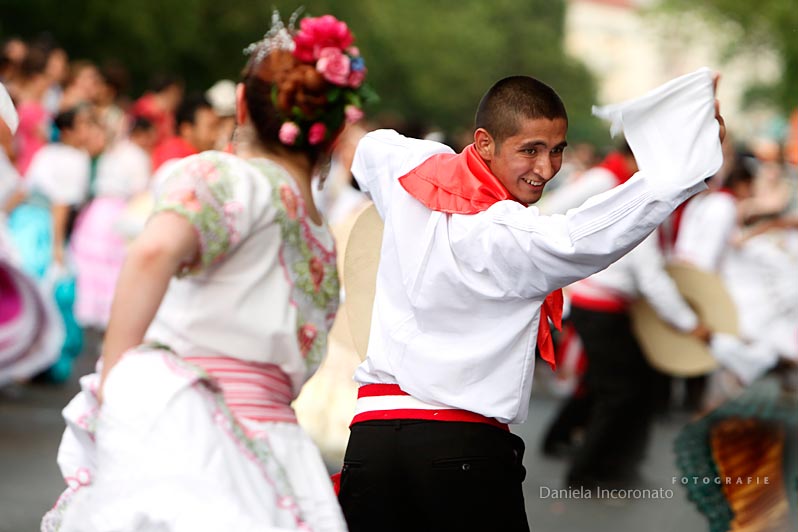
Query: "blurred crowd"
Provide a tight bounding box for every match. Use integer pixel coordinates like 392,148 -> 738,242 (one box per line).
1,33 -> 797,447
0,35 -> 255,384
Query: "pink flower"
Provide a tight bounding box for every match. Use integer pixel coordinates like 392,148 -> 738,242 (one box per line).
278,122 -> 300,145
347,69 -> 366,88
223,202 -> 243,244
187,159 -> 220,183
293,15 -> 354,62
347,46 -> 360,57
344,104 -> 364,124
308,122 -> 327,145
298,323 -> 318,357
309,256 -> 325,291
168,189 -> 203,213
279,184 -> 298,219
315,47 -> 351,86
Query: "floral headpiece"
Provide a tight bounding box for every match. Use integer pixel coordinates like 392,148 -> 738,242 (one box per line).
244,11 -> 375,148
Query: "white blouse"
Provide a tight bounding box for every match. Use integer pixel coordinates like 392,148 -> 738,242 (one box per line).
673,191 -> 738,272
144,151 -> 340,397
94,139 -> 151,199
25,143 -> 91,206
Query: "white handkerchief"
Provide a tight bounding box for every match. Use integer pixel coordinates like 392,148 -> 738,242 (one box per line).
593,68 -> 723,187
0,83 -> 18,134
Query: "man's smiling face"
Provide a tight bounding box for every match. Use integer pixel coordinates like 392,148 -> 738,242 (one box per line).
476,116 -> 568,205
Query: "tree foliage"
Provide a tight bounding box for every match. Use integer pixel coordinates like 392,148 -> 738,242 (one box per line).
658,0 -> 798,113
1,0 -> 608,143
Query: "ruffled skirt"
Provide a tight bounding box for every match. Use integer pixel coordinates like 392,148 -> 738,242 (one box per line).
70,197 -> 129,329
0,255 -> 63,385
42,346 -> 348,532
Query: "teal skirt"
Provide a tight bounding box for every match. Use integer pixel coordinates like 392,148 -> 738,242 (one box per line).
7,202 -> 83,382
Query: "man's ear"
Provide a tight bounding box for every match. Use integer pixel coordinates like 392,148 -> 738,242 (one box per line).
473,128 -> 495,161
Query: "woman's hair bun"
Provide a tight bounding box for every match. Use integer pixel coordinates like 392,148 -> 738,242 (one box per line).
241,13 -> 374,155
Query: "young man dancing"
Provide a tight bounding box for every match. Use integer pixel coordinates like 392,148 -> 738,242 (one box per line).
339,71 -> 725,531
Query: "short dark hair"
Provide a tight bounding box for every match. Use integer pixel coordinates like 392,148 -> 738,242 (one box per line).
20,46 -> 49,79
175,93 -> 212,131
475,76 -> 567,145
54,107 -> 80,132
149,72 -> 182,93
725,155 -> 755,189
101,60 -> 130,97
129,116 -> 154,134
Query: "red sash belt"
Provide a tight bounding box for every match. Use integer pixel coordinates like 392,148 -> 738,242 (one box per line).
351,383 -> 509,432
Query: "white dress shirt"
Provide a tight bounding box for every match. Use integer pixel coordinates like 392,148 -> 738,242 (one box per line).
351,69 -> 721,423
673,191 -> 737,271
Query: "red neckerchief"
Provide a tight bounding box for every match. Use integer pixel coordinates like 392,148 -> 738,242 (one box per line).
399,143 -> 563,371
598,152 -> 635,186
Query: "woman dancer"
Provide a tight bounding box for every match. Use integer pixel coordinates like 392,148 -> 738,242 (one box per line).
43,13 -> 370,532
0,82 -> 64,387
9,105 -> 92,382
70,116 -> 156,329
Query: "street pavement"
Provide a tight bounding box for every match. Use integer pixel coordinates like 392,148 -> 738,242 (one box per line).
0,339 -> 709,532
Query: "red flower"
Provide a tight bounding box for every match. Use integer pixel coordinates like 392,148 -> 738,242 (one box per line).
344,104 -> 364,124
293,15 -> 354,62
309,256 -> 325,291
347,69 -> 366,89
298,323 -> 318,357
279,184 -> 298,219
308,122 -> 327,146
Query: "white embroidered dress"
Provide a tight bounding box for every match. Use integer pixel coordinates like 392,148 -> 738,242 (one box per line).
43,151 -> 346,532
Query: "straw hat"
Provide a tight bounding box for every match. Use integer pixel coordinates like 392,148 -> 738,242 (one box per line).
630,263 -> 738,377
343,203 -> 383,361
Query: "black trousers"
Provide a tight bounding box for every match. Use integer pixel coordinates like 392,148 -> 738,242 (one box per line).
566,306 -> 658,486
338,420 -> 529,532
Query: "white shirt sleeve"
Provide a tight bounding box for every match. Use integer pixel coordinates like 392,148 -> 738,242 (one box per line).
451,68 -> 723,299
538,167 -> 617,215
350,129 -> 454,219
450,172 -> 708,299
629,233 -> 698,332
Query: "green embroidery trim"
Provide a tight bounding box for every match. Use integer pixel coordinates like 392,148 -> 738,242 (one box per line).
248,159 -> 340,371
152,153 -> 240,274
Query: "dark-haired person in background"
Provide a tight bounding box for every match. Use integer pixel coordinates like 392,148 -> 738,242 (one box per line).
71,117 -> 156,329
673,156 -> 797,383
150,93 -> 218,171
7,105 -> 92,383
129,72 -> 184,147
337,71 -> 725,531
13,45 -> 51,175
